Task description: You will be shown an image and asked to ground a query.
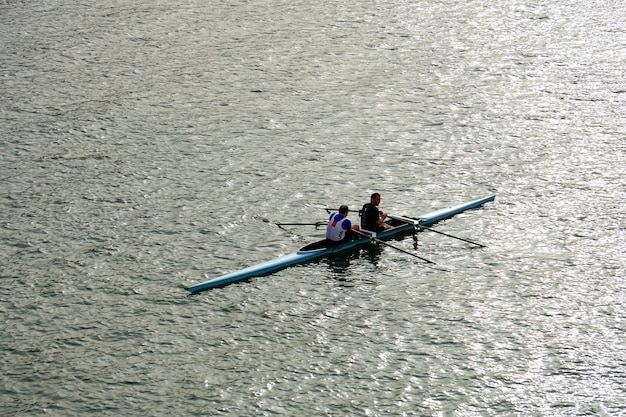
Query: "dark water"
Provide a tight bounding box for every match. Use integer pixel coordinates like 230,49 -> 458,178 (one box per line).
1,0 -> 625,415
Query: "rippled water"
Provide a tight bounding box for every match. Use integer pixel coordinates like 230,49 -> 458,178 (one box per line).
1,0 -> 625,415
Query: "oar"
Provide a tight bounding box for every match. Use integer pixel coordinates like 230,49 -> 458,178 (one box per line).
421,225 -> 487,248
275,221 -> 327,230
387,214 -> 487,248
261,217 -> 327,230
324,207 -> 362,215
354,230 -> 435,264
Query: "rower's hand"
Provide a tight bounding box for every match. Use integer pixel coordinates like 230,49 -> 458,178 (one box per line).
380,211 -> 387,220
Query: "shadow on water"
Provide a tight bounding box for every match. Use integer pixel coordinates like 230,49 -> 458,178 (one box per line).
319,244 -> 386,287
311,229 -> 422,287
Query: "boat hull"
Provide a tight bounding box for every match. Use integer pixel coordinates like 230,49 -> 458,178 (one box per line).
186,194 -> 495,293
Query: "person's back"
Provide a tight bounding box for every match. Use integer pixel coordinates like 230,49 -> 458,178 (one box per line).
326,205 -> 359,246
360,192 -> 390,232
326,205 -> 352,245
360,202 -> 379,232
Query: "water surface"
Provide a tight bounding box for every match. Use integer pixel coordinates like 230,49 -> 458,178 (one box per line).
1,0 -> 624,415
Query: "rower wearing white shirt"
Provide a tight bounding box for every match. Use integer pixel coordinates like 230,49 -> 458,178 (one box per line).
325,205 -> 360,246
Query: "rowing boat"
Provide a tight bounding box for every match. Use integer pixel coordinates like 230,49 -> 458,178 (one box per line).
186,194 -> 495,293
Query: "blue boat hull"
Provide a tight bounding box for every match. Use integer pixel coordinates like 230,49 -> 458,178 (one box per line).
186,194 -> 495,293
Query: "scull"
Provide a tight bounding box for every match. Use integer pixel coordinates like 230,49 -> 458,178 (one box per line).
186,194 -> 495,293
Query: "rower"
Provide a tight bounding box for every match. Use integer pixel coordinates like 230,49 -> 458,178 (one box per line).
360,193 -> 393,233
325,205 -> 360,246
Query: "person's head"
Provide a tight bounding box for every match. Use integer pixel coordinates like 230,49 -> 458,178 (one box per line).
338,205 -> 349,215
370,193 -> 381,206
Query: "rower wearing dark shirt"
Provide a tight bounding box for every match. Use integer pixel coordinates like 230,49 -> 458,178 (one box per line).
360,193 -> 392,233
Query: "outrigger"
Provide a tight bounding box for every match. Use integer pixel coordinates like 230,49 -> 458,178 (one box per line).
186,195 -> 495,293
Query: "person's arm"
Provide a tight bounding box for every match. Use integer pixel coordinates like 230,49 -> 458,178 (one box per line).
377,209 -> 387,225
